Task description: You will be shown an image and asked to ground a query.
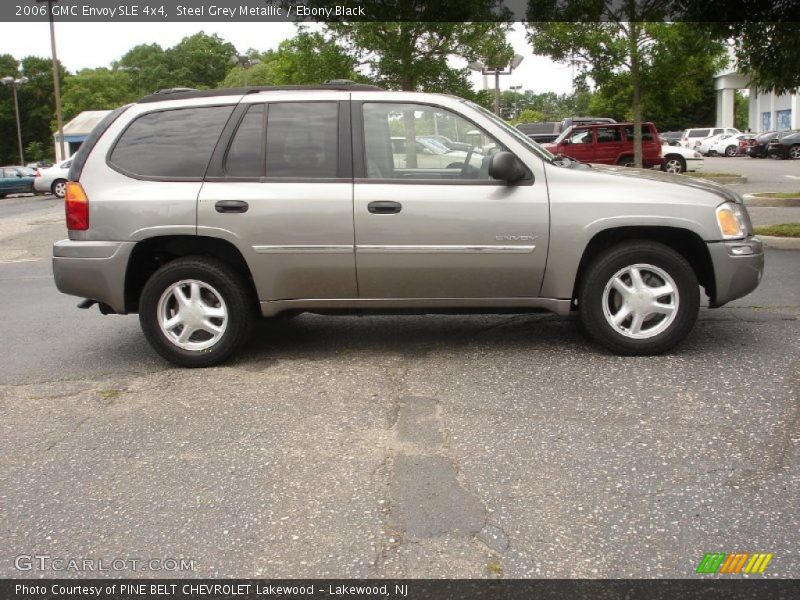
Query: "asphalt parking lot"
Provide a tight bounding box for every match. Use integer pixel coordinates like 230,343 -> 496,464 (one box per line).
702,155 -> 800,195
0,168 -> 797,578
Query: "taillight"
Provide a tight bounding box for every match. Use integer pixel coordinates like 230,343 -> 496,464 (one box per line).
65,182 -> 89,230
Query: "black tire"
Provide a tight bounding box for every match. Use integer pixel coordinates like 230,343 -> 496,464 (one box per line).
724,145 -> 737,157
51,179 -> 67,198
139,257 -> 255,367
578,241 -> 699,356
661,155 -> 686,174
616,156 -> 634,167
790,144 -> 800,159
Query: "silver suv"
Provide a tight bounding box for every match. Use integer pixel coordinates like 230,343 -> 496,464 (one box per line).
53,84 -> 763,367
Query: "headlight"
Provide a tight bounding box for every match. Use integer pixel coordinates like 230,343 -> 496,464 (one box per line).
716,202 -> 746,239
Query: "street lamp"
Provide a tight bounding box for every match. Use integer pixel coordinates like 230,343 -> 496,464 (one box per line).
2,75 -> 28,164
35,0 -> 66,160
468,54 -> 524,116
232,55 -> 262,87
509,84 -> 523,119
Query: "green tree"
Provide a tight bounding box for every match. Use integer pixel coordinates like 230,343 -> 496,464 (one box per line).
61,68 -> 136,121
734,91 -> 749,131
168,32 -> 236,89
322,2 -> 514,91
526,19 -> 726,166
516,107 -> 546,124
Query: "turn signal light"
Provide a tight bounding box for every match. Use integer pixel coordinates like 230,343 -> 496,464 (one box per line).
65,182 -> 89,230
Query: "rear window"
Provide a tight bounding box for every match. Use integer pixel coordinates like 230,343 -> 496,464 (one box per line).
109,105 -> 234,179
687,129 -> 710,137
623,125 -> 655,141
69,104 -> 130,181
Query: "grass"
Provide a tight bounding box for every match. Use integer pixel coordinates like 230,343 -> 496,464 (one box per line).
97,389 -> 121,399
754,223 -> 800,237
751,191 -> 800,199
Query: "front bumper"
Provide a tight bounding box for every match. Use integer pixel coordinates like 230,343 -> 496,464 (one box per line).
52,240 -> 136,314
706,236 -> 764,307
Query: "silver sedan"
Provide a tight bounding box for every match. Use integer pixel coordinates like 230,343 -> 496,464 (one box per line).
34,158 -> 72,198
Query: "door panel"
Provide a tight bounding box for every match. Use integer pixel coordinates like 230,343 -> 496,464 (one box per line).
354,183 -> 549,298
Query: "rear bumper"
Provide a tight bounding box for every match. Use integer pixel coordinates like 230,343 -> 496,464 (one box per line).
52,240 -> 135,314
707,237 -> 764,307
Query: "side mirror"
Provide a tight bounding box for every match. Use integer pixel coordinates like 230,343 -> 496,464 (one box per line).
489,152 -> 528,184
563,138 -> 571,145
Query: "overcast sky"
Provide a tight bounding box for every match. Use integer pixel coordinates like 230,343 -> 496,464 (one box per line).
0,22 -> 574,95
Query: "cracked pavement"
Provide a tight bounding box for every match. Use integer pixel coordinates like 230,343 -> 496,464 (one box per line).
0,200 -> 798,578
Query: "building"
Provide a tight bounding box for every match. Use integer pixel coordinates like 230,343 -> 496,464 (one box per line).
54,110 -> 112,161
715,67 -> 800,132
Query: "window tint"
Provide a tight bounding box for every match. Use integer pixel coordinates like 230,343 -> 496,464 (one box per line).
110,105 -> 233,179
363,103 -> 506,181
624,125 -> 654,141
226,104 -> 265,177
688,129 -> 710,137
595,127 -> 622,143
266,103 -> 338,178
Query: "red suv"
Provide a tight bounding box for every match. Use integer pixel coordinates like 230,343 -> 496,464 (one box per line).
542,122 -> 663,167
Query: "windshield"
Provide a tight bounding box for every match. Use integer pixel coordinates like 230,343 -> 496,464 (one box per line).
463,100 -> 555,162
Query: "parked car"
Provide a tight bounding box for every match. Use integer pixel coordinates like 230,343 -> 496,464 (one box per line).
53,84 -> 763,367
0,166 -> 35,197
542,122 -> 664,167
748,131 -> 783,158
680,127 -> 740,149
706,133 -> 757,157
660,144 -> 704,174
696,133 -> 734,156
391,136 -> 484,169
659,131 -> 683,144
766,130 -> 800,159
516,118 -> 617,145
33,157 -> 73,198
418,134 -> 474,153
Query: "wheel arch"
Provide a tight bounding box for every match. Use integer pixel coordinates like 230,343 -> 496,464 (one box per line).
570,226 -> 716,308
124,235 -> 257,314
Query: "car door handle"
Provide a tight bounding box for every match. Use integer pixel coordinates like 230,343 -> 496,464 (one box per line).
367,201 -> 402,214
215,200 -> 249,214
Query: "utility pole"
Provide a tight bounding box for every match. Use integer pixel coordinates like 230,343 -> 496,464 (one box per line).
36,0 -> 65,160
2,75 -> 28,164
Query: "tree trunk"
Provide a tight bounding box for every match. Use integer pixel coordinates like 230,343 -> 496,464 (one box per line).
629,22 -> 643,168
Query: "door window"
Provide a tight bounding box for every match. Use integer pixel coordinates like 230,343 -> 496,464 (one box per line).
595,127 -> 622,143
362,103 -> 504,180
624,125 -> 654,141
225,104 -> 265,177
567,128 -> 593,144
265,102 -> 338,178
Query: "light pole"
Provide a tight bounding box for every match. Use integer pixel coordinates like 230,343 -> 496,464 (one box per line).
2,75 -> 28,164
232,55 -> 261,87
468,54 -> 524,117
509,84 -> 523,119
35,0 -> 65,160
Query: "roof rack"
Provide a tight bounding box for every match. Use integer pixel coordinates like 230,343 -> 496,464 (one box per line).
138,81 -> 384,104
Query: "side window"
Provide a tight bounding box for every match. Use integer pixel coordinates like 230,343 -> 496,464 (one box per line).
624,125 -> 654,141
109,105 -> 234,179
567,128 -> 593,144
265,102 -> 338,178
595,127 -> 622,143
225,104 -> 265,177
362,102 -> 505,181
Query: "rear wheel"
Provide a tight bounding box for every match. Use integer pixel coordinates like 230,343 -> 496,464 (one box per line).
578,241 -> 699,355
616,156 -> 634,167
724,145 -> 737,157
661,155 -> 686,174
52,179 -> 67,198
139,257 -> 255,367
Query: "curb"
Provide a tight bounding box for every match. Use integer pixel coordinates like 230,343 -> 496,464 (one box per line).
759,235 -> 800,250
743,193 -> 800,207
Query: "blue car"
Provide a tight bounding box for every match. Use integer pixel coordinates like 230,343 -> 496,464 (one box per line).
0,166 -> 35,197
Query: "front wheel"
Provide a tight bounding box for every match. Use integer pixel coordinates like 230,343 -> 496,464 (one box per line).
661,155 -> 686,174
790,144 -> 800,159
139,257 -> 255,367
578,241 -> 699,355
